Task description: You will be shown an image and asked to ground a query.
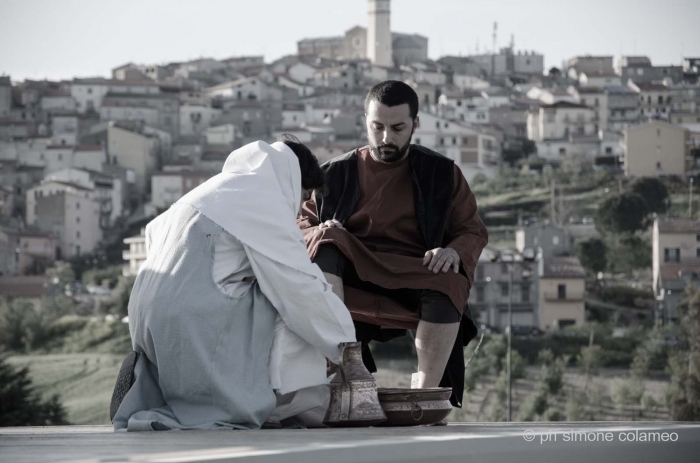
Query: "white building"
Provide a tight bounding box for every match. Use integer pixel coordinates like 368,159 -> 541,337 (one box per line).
33,187 -> 102,259
43,145 -> 106,174
413,111 -> 499,181
179,104 -> 222,136
205,77 -> 283,102
107,123 -> 160,194
123,231 -> 146,276
70,78 -> 159,114
652,219 -> 700,321
151,170 -> 214,209
203,124 -> 236,146
42,168 -> 124,226
438,90 -> 490,124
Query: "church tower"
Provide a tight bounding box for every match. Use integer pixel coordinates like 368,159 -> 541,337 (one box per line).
367,0 -> 392,67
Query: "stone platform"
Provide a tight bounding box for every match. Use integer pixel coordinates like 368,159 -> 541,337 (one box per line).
1,422 -> 699,463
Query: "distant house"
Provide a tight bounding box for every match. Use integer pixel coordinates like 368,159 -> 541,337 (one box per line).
623,120 -> 690,178
0,275 -> 49,307
33,188 -> 102,260
537,256 -> 586,331
469,251 -> 538,330
413,111 -> 500,182
0,185 -> 13,216
123,230 -> 146,277
653,219 -> 700,321
515,222 -> 573,260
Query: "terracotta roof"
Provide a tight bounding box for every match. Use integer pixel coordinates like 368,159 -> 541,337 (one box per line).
542,101 -> 589,109
659,263 -> 700,281
634,83 -> 669,92
541,257 -> 585,279
75,145 -> 103,151
657,219 -> 700,234
0,276 -> 49,298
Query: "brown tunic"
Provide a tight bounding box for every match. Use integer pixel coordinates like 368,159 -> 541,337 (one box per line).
298,146 -> 488,328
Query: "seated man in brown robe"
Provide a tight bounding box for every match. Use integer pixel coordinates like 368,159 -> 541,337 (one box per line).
297,80 -> 488,407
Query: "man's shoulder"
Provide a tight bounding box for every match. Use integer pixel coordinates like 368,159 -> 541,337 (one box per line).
321,146 -> 365,169
410,145 -> 454,165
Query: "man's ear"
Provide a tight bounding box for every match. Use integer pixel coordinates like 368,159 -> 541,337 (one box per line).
413,116 -> 420,129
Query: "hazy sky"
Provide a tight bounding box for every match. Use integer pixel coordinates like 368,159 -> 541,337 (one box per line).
1,0 -> 699,81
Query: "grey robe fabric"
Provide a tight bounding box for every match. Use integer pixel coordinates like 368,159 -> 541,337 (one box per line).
113,204 -> 278,431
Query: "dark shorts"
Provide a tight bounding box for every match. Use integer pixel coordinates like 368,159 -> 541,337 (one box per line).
313,244 -> 462,324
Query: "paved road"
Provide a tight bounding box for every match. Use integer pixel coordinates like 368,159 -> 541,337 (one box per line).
2,422 -> 699,463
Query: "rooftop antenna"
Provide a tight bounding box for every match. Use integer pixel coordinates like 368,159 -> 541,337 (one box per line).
491,22 -> 498,76
510,34 -> 515,50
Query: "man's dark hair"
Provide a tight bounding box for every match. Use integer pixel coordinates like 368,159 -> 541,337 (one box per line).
277,134 -> 325,191
364,80 -> 419,119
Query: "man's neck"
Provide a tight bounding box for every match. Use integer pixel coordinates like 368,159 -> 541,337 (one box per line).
368,146 -> 410,165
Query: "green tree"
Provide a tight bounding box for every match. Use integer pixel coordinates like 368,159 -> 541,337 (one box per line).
596,193 -> 649,234
578,345 -> 603,391
576,238 -> 607,275
630,178 -> 669,215
0,357 -> 68,426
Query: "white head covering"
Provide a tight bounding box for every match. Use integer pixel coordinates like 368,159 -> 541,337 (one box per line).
177,140 -> 315,275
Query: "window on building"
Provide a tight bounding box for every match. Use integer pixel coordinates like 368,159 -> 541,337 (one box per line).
697,248 -> 700,258
476,265 -> 484,280
76,230 -> 80,239
658,96 -> 664,104
500,283 -> 509,297
657,161 -> 662,170
457,100 -> 462,106
436,121 -> 440,129
657,129 -> 661,138
501,263 -> 508,274
559,147 -> 566,155
697,233 -> 700,242
75,245 -> 81,256
557,284 -> 567,300
605,147 -> 612,154
58,153 -> 62,161
76,201 -> 80,210
476,286 -> 485,302
439,138 -> 445,146
521,284 -> 530,303
445,123 -> 449,128
87,88 -> 93,94
664,248 -> 681,263
76,217 -> 80,224
452,137 -> 457,145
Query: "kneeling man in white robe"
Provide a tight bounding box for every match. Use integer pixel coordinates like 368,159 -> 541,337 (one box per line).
112,138 -> 356,431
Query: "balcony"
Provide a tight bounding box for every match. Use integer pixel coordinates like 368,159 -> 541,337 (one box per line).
122,250 -> 146,260
544,293 -> 585,303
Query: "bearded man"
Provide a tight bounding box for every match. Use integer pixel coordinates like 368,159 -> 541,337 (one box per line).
297,80 -> 488,408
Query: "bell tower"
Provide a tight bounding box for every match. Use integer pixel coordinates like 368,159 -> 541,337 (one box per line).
367,0 -> 392,67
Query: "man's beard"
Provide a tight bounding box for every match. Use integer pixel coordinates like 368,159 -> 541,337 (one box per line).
370,133 -> 413,163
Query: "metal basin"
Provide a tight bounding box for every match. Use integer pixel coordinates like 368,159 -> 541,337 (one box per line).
376,387 -> 452,427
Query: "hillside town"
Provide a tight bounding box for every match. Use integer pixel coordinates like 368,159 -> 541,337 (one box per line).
1,1 -> 699,357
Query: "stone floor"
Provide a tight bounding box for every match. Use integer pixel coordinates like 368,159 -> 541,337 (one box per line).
2,422 -> 699,463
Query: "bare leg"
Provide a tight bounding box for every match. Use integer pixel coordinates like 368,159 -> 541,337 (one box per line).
413,320 -> 460,388
323,272 -> 345,303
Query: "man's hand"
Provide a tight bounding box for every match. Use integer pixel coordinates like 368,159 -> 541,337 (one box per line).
318,219 -> 344,230
423,247 -> 461,274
